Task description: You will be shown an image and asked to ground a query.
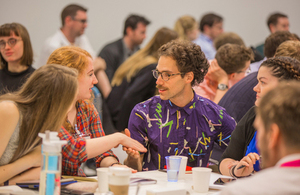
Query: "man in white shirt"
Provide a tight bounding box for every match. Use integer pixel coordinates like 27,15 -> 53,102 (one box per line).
35,4 -> 95,68
221,81 -> 300,195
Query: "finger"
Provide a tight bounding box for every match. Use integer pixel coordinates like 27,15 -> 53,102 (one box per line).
124,128 -> 131,137
247,153 -> 259,164
241,156 -> 254,167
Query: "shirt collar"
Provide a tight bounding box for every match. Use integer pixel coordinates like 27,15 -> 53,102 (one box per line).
200,33 -> 213,43
122,38 -> 139,58
58,29 -> 81,47
165,91 -> 199,116
275,153 -> 300,167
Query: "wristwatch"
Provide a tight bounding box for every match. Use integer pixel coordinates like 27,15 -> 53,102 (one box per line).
217,83 -> 228,91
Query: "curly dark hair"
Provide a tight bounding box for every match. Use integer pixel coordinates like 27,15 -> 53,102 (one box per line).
260,56 -> 300,81
158,40 -> 209,86
264,31 -> 299,58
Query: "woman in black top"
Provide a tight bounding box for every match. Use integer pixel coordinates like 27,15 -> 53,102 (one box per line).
0,23 -> 35,94
219,56 -> 300,178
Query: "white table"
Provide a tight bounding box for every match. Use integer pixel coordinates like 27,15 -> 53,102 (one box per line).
6,170 -> 232,195
127,170 -> 232,195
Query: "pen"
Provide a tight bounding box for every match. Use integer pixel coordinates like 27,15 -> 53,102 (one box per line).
236,165 -> 246,170
237,155 -> 262,170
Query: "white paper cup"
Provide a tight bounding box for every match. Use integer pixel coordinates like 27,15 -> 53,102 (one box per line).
108,167 -> 131,195
96,167 -> 109,193
177,156 -> 188,179
192,167 -> 212,193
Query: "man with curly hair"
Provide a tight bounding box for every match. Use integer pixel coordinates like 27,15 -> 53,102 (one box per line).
123,40 -> 236,171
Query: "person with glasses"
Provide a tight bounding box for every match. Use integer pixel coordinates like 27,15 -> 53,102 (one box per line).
218,31 -> 299,124
0,23 -> 35,95
193,43 -> 253,104
35,4 -> 96,69
106,27 -> 178,133
218,56 -> 300,180
123,40 -> 236,171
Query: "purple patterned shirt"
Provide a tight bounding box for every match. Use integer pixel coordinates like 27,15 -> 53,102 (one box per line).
128,92 -> 236,171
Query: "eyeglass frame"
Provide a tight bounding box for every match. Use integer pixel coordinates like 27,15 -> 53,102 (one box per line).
236,66 -> 251,74
0,38 -> 22,50
152,69 -> 185,81
71,17 -> 88,24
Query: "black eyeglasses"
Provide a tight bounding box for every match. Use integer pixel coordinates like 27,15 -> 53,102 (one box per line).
0,38 -> 22,50
72,17 -> 87,24
152,70 -> 184,81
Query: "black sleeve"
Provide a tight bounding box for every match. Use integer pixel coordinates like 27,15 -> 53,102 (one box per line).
115,64 -> 157,132
99,47 -> 119,82
218,72 -> 257,123
219,107 -> 257,164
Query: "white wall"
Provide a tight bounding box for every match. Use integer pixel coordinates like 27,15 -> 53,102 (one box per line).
1,0 -> 300,67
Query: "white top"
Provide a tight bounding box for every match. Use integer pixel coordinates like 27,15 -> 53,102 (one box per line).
34,30 -> 95,69
220,154 -> 300,195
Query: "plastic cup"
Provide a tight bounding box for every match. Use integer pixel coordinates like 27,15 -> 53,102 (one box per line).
165,156 -> 182,182
177,156 -> 188,179
192,167 -> 212,193
108,167 -> 131,195
96,167 -> 109,193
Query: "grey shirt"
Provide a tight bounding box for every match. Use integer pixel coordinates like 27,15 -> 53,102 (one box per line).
0,101 -> 20,165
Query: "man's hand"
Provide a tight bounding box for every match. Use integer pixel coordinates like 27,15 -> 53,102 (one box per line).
206,59 -> 228,84
123,129 -> 141,159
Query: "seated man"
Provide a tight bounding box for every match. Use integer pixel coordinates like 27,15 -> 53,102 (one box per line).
124,40 -> 236,171
193,43 -> 253,103
194,13 -> 223,60
221,81 -> 300,195
218,31 -> 299,123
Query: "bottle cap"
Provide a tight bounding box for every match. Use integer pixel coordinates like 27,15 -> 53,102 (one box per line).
39,130 -> 67,153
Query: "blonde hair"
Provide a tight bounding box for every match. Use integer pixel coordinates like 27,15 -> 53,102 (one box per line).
47,46 -> 92,75
275,40 -> 300,61
111,27 -> 178,86
0,64 -> 78,163
174,15 -> 197,41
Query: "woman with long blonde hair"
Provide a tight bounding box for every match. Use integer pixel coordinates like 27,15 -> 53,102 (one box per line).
47,46 -> 146,176
0,64 -> 78,185
107,27 -> 178,132
174,15 -> 199,41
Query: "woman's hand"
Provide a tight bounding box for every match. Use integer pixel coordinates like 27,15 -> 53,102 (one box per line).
233,153 -> 260,177
117,129 -> 147,154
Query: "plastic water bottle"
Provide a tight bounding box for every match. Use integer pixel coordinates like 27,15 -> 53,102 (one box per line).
39,130 -> 67,195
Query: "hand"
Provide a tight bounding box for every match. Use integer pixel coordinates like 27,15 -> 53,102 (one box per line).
115,131 -> 147,153
122,129 -> 143,159
206,59 -> 228,84
93,57 -> 106,72
111,163 -> 137,173
234,153 -> 260,177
